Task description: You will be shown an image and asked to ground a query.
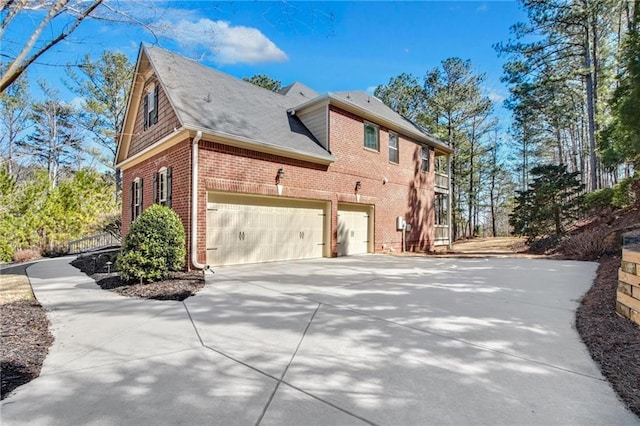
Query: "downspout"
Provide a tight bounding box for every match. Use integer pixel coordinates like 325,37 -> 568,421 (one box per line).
191,130 -> 207,270
447,154 -> 453,250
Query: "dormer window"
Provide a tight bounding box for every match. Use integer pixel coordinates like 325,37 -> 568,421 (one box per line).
143,84 -> 159,130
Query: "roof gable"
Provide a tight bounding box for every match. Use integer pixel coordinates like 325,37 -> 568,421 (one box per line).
279,82 -> 318,100
147,46 -> 332,159
116,45 -> 334,167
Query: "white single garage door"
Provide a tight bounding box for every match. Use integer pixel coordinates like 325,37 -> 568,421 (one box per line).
337,203 -> 372,256
206,193 -> 326,266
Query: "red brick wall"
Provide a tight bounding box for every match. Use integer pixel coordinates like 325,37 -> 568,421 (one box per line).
121,105 -> 437,269
121,138 -> 193,264
328,106 -> 435,252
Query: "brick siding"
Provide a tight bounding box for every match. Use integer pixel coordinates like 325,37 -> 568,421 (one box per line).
122,104 -> 438,269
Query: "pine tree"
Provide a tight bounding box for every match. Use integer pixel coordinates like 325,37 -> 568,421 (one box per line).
66,51 -> 134,192
510,164 -> 585,238
242,74 -> 282,92
19,96 -> 82,188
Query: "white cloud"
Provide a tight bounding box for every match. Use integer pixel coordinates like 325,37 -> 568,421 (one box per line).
488,92 -> 505,103
165,18 -> 288,65
69,96 -> 85,110
477,3 -> 489,12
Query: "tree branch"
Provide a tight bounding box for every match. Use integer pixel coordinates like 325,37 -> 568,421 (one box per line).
0,0 -> 103,93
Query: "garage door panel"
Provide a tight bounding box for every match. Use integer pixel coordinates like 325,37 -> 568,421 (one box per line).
206,194 -> 325,267
337,204 -> 371,257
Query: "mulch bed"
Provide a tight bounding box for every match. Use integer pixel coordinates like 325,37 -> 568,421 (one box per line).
576,255 -> 640,416
70,256 -> 205,301
1,301 -> 53,400
91,271 -> 204,301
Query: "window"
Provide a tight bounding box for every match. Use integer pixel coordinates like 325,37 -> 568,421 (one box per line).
153,167 -> 172,207
143,85 -> 159,130
131,178 -> 143,221
388,133 -> 399,163
435,155 -> 448,174
435,193 -> 448,225
364,123 -> 379,151
421,146 -> 430,173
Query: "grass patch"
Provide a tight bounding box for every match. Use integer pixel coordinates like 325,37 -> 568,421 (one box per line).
0,265 -> 34,305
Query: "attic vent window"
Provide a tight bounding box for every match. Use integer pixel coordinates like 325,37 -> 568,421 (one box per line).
143,84 -> 159,130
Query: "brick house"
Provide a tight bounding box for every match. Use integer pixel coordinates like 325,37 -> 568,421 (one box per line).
115,45 -> 452,269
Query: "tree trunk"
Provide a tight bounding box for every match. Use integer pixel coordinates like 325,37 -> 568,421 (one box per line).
584,8 -> 599,191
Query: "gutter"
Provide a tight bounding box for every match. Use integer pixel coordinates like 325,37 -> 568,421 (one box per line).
187,125 -> 335,165
191,130 -> 210,272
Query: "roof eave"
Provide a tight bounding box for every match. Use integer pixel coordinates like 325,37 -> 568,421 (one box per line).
187,125 -> 336,165
115,44 -> 146,166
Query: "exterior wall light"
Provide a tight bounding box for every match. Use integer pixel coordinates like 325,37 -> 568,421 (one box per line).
276,168 -> 285,195
355,181 -> 362,202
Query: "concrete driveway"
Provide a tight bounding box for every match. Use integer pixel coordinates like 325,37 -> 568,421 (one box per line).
1,255 -> 638,425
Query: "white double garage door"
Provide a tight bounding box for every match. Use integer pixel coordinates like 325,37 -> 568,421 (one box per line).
206,193 -> 371,267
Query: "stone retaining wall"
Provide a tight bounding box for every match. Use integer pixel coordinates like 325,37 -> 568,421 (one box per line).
617,231 -> 640,326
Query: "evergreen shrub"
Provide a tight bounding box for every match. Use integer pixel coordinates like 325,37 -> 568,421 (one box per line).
116,205 -> 186,283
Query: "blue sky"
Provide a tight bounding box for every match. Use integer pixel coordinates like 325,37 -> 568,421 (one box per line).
13,1 -> 527,124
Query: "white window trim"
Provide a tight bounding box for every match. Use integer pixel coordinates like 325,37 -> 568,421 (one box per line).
364,122 -> 379,151
147,85 -> 155,112
388,132 -> 399,163
133,177 -> 142,220
421,147 -> 430,173
133,178 -> 141,208
158,167 -> 167,204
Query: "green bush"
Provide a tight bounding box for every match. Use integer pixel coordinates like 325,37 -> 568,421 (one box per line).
584,187 -> 614,210
116,205 -> 186,283
612,176 -> 635,208
0,240 -> 13,263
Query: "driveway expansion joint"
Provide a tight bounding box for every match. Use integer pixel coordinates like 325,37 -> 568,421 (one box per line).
183,301 -> 204,347
237,279 -> 607,383
255,303 -> 321,426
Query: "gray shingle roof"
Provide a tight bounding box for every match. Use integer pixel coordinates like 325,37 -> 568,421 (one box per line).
144,45 -> 334,162
279,82 -> 318,100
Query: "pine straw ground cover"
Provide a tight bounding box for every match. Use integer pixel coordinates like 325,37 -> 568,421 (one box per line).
576,255 -> 640,416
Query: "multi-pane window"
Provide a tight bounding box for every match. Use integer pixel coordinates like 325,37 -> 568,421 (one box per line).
131,178 -> 143,221
153,167 -> 172,207
421,146 -> 430,173
143,85 -> 159,130
364,123 -> 379,151
435,193 -> 448,225
158,167 -> 167,204
388,132 -> 399,163
435,155 -> 448,174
